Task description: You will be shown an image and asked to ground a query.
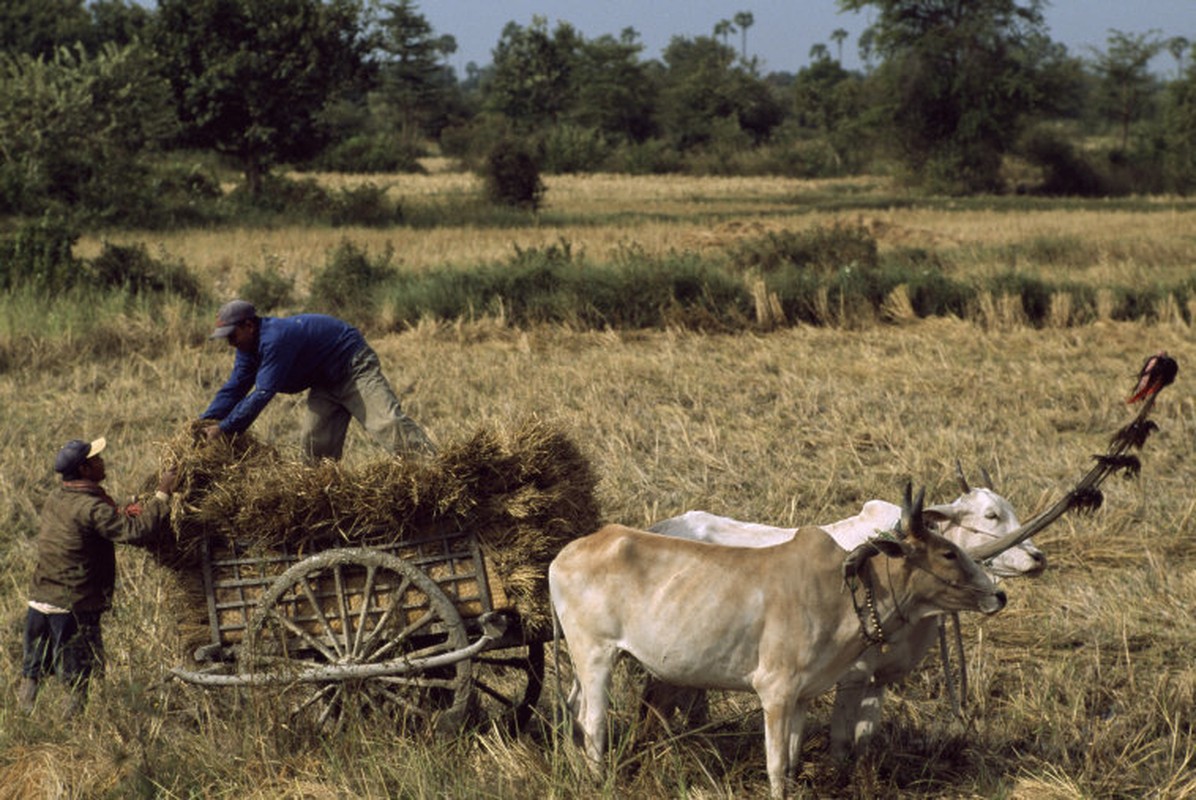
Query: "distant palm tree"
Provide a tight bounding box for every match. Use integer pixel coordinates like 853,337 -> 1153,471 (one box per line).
831,28 -> 849,64
1169,36 -> 1190,78
714,19 -> 734,48
809,43 -> 830,63
733,11 -> 754,61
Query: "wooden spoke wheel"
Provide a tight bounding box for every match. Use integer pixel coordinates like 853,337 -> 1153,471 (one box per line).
242,548 -> 472,736
468,638 -> 545,734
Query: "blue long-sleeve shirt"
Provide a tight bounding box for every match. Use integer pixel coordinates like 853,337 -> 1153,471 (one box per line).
202,314 -> 366,434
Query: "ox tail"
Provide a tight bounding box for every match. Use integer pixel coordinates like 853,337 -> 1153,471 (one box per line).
550,598 -> 577,743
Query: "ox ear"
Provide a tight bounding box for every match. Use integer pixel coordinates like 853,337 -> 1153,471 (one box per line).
842,537 -> 908,581
923,504 -> 956,530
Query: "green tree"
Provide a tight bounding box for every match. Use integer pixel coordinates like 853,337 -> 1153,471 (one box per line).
839,0 -> 1057,193
714,19 -> 734,49
88,1 -> 154,48
0,43 -> 175,221
1093,30 -> 1165,152
154,0 -> 369,196
0,0 -> 91,57
1164,57 -> 1196,192
733,11 -> 755,63
1168,36 -> 1190,79
831,27 -> 849,63
372,0 -> 459,138
569,28 -> 657,142
485,16 -> 580,127
657,35 -> 782,149
791,56 -> 868,170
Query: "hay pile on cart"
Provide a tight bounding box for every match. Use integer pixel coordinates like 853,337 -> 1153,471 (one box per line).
148,417 -> 603,654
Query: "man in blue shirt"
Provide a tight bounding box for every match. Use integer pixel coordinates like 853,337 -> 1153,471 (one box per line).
201,300 -> 436,460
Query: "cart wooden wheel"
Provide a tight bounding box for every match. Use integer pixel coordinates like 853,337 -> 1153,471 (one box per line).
469,638 -> 545,733
241,548 -> 472,736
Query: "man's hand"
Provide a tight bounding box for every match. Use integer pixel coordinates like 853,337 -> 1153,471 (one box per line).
202,423 -> 225,442
157,465 -> 180,496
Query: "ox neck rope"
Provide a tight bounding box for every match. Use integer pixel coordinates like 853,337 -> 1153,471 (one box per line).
846,552 -> 911,648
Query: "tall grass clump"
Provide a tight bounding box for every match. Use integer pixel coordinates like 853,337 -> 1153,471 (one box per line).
0,216 -> 82,293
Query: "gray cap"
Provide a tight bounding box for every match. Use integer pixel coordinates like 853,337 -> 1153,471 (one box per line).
210,299 -> 257,339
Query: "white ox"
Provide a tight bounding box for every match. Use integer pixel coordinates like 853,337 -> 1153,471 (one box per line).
646,486 -> 1046,759
549,488 -> 1007,798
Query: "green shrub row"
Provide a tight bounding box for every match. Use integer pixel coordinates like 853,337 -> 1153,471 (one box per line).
5,224 -> 1196,376
0,217 -> 202,299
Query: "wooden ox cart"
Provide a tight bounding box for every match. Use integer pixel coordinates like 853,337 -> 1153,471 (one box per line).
159,419 -> 601,736
168,526 -> 548,735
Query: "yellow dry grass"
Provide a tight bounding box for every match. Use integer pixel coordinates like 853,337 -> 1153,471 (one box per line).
4,174 -> 1196,797
73,173 -> 1196,303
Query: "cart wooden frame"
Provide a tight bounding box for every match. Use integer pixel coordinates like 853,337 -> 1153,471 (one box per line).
169,527 -> 546,735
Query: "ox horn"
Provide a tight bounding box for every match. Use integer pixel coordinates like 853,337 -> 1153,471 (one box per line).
955,459 -> 996,492
979,466 -> 994,490
900,482 -> 928,540
968,493 -> 1072,561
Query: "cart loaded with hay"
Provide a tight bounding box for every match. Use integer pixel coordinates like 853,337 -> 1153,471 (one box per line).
152,418 -> 602,735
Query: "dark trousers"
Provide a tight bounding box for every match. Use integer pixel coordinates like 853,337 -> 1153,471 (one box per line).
22,607 -> 105,689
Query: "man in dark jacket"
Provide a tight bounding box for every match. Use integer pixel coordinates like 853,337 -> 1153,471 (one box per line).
19,437 -> 177,719
200,299 -> 436,460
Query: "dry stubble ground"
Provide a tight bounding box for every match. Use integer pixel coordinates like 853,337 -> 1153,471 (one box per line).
0,314 -> 1194,797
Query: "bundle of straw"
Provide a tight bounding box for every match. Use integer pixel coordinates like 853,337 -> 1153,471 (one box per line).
145,417 -> 602,641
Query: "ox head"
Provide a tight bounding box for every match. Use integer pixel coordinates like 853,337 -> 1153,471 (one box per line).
922,463 -> 1047,579
844,484 -> 1007,616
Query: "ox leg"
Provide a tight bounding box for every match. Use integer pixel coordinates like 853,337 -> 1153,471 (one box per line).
831,679 -> 886,759
573,647 -> 616,774
851,684 -> 886,754
829,680 -> 864,762
762,698 -> 804,799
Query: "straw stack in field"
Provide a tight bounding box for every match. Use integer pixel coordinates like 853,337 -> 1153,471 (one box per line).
145,417 -> 602,647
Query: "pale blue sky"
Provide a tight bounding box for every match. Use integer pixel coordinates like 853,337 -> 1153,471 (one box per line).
417,0 -> 1194,76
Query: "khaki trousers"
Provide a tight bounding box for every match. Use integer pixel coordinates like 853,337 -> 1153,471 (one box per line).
300,345 -> 436,460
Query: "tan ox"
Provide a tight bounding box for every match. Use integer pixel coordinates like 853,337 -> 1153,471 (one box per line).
549,487 -> 1007,799
645,484 -> 1046,759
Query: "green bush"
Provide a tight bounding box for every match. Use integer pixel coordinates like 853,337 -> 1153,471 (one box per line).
1020,129 -> 1108,196
989,272 -> 1054,325
539,125 -> 612,174
224,174 -> 330,217
309,240 -> 397,314
239,266 -> 295,312
87,241 -> 203,300
220,175 -> 402,227
480,139 -> 545,211
727,224 -> 879,275
329,183 -> 404,227
380,243 -> 750,331
312,134 -> 427,174
903,269 -> 972,318
605,139 -> 684,175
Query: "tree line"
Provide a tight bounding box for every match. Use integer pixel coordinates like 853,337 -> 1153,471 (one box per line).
1,0 -> 1194,228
